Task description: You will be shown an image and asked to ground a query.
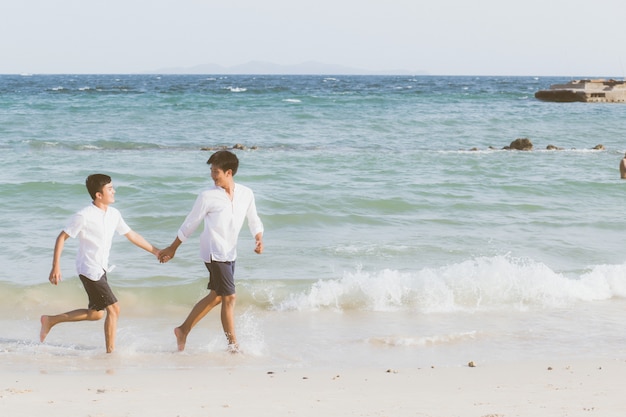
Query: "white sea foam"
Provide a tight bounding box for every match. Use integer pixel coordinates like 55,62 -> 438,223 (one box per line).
367,331 -> 478,347
269,256 -> 626,313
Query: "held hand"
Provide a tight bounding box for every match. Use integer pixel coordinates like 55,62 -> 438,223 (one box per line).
158,246 -> 176,263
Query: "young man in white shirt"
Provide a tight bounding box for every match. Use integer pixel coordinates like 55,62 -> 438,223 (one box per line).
159,150 -> 264,352
40,174 -> 160,353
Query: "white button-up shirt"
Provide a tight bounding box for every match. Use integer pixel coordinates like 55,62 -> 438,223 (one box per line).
177,183 -> 263,263
64,204 -> 131,281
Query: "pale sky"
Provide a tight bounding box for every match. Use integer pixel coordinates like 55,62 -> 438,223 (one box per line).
1,0 -> 625,76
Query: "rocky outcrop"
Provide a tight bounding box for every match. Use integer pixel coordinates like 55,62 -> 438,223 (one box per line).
506,138 -> 533,151
535,79 -> 626,103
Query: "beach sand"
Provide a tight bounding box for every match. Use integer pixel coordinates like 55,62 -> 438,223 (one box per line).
1,359 -> 624,417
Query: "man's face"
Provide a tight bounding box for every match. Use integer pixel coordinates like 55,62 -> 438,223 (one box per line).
211,166 -> 230,188
97,183 -> 116,204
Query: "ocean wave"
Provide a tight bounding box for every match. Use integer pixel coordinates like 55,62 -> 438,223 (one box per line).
252,255 -> 626,313
5,256 -> 625,317
224,86 -> 247,93
23,139 -> 168,151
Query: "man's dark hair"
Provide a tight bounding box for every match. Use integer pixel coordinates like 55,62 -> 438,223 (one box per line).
85,174 -> 112,200
208,150 -> 239,176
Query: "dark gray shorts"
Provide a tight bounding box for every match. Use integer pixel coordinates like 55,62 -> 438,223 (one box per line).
205,261 -> 236,296
79,272 -> 118,311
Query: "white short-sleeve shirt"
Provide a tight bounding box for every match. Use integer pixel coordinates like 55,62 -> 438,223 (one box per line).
64,204 -> 131,281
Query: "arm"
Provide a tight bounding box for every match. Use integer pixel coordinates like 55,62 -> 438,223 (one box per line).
159,192 -> 210,263
125,230 -> 160,258
245,191 -> 264,255
159,236 -> 183,263
49,231 -> 70,285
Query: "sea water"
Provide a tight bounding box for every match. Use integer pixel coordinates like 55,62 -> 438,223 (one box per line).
1,74 -> 626,372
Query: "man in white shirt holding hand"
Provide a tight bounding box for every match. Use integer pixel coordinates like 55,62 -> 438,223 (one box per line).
40,174 -> 160,353
159,150 -> 264,353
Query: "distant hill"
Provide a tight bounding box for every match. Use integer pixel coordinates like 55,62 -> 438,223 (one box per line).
147,60 -> 427,76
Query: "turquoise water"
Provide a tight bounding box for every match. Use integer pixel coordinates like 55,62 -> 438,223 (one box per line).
1,74 -> 626,370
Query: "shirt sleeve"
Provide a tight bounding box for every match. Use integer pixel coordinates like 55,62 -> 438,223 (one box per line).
116,214 -> 131,235
63,213 -> 84,238
246,192 -> 264,237
177,192 -> 210,242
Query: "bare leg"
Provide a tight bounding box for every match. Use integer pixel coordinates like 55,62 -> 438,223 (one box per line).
40,309 -> 105,342
221,294 -> 238,350
175,291 -> 221,351
104,303 -> 120,353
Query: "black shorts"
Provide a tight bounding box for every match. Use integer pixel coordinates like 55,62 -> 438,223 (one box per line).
205,261 -> 236,296
79,272 -> 118,311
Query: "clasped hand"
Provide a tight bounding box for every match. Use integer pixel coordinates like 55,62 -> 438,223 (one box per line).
157,246 -> 175,263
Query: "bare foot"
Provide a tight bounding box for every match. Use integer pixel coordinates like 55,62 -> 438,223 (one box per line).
174,327 -> 186,351
40,315 -> 51,342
